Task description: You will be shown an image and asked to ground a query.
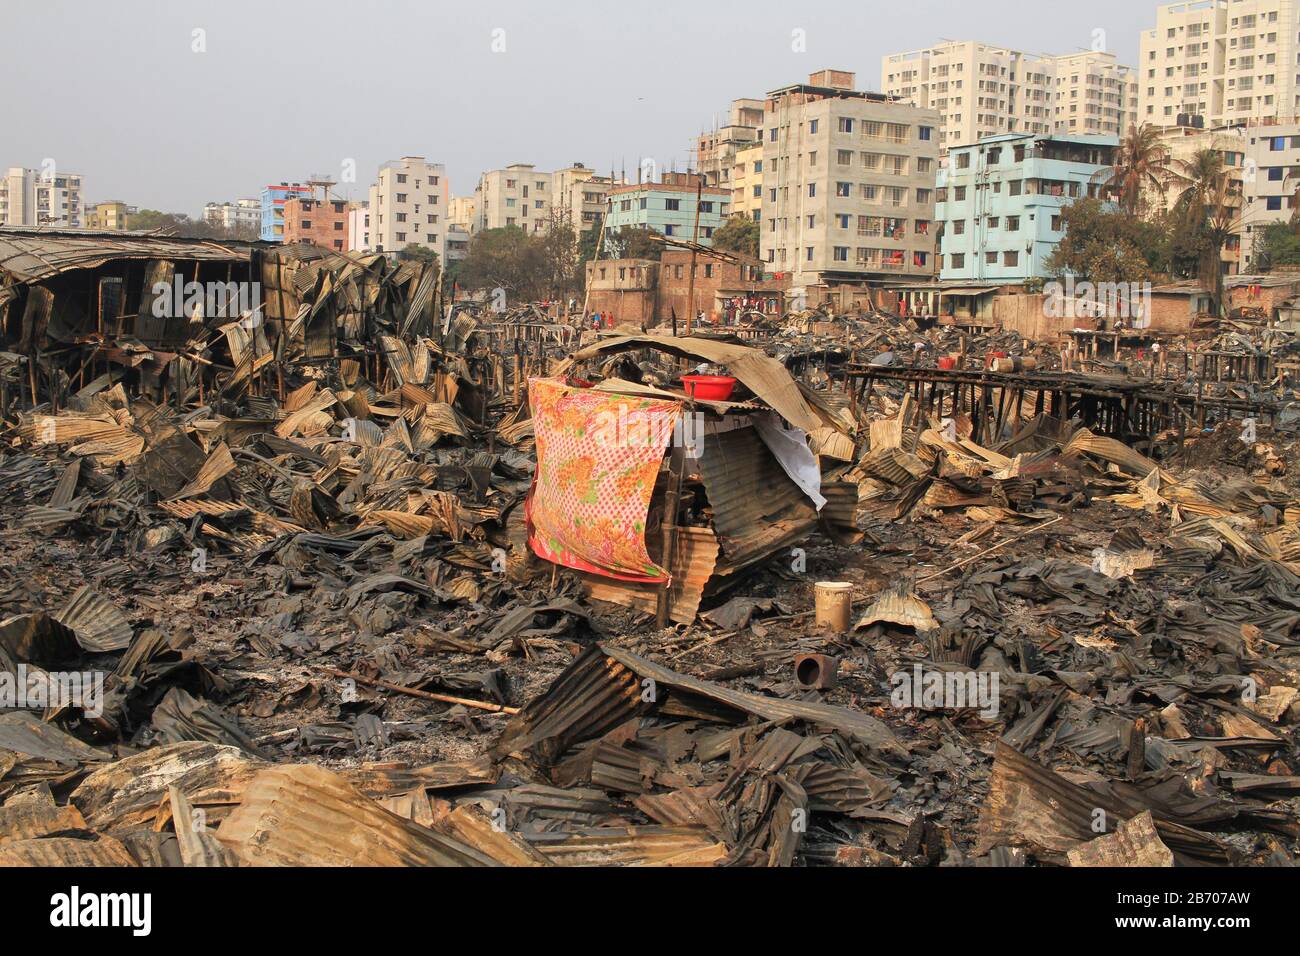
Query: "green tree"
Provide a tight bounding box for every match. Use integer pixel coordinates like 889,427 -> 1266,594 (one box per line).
398,243 -> 439,265
578,215 -> 604,264
130,209 -> 218,238
605,225 -> 662,260
130,209 -> 256,241
455,226 -> 550,302
1167,149 -> 1241,317
1096,123 -> 1173,217
537,221 -> 583,300
1045,197 -> 1166,284
1254,220 -> 1300,270
711,216 -> 759,257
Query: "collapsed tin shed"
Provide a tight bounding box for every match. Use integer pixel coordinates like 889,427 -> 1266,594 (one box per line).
525,334 -> 858,624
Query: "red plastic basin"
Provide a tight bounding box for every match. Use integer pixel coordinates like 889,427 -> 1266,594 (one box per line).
937,357 -> 956,370
681,375 -> 737,401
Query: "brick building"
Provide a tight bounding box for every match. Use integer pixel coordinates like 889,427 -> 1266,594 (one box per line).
282,196 -> 350,251
585,249 -> 789,327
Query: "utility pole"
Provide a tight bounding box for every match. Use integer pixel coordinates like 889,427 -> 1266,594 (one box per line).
684,175 -> 703,335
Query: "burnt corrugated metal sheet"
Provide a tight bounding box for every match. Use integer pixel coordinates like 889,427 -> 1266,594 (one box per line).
493,645 -> 647,764
53,586 -> 132,653
495,644 -> 905,765
583,525 -> 719,625
0,835 -> 137,866
530,825 -> 725,866
0,228 -> 248,285
567,334 -> 828,434
697,425 -> 818,575
215,764 -> 499,866
855,586 -> 937,633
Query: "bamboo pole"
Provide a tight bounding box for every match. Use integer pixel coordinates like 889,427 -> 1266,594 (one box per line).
317,667 -> 519,714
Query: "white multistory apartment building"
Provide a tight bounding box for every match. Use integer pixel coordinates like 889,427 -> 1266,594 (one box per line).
473,163 -> 611,235
0,166 -> 84,227
448,196 -> 476,233
1138,0 -> 1299,127
367,157 -> 448,260
1239,120 -> 1300,266
347,203 -> 371,252
203,198 -> 261,232
474,164 -> 552,234
551,164 -> 614,233
882,42 -> 1137,149
1050,52 -> 1141,138
761,69 -> 941,286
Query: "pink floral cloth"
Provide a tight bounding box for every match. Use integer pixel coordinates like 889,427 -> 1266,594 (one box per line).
527,378 -> 681,582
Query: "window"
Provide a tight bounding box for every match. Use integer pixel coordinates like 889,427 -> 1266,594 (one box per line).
396,193 -> 407,203
1006,215 -> 1020,230
952,253 -> 965,268
858,215 -> 882,236
833,247 -> 848,261
837,149 -> 853,165
665,198 -> 681,211
919,126 -> 932,141
837,213 -> 850,228
953,220 -> 966,235
835,182 -> 851,197
808,183 -> 817,198
809,119 -> 819,134
1267,195 -> 1284,210
838,117 -> 854,133
1003,251 -> 1019,267
807,214 -> 816,227
699,201 -> 714,213
957,153 -> 971,169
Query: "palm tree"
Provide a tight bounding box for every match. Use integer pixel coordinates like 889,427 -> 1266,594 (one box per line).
1097,123 -> 1174,217
1166,148 -> 1243,318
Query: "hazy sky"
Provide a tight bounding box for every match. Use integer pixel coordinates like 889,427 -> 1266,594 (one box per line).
1,0 -> 1149,214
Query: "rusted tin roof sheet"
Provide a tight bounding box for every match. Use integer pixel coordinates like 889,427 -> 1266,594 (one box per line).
0,228 -> 249,284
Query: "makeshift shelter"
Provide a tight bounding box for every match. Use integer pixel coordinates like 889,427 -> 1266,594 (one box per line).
525,335 -> 857,623
0,229 -> 440,412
